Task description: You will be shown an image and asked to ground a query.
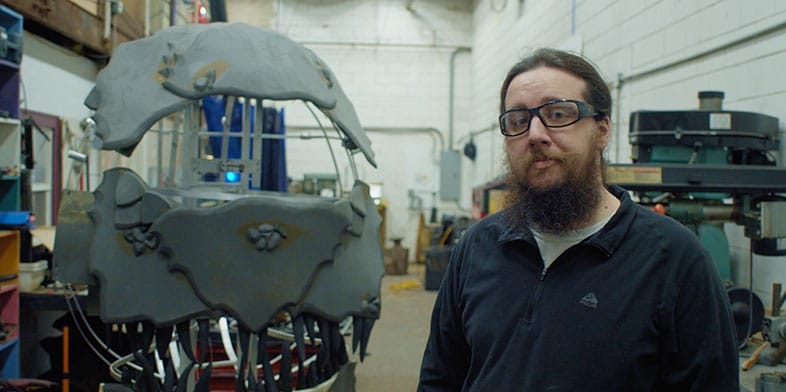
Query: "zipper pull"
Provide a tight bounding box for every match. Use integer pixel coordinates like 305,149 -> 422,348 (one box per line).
540,268 -> 548,281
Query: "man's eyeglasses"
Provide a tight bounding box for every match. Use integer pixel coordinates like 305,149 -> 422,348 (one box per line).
499,99 -> 604,137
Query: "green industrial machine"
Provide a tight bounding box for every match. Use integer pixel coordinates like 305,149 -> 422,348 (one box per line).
608,91 -> 786,345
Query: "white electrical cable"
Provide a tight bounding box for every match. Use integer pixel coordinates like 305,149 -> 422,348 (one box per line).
154,347 -> 165,382
65,285 -> 165,381
169,339 -> 181,370
218,317 -> 240,371
65,286 -> 331,387
63,288 -> 113,367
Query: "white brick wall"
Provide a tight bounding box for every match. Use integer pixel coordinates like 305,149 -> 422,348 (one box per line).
272,0 -> 474,251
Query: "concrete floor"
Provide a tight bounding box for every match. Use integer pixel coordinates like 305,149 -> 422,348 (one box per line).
354,263 -> 438,391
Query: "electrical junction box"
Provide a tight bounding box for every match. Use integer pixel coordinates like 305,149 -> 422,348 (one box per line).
440,150 -> 461,201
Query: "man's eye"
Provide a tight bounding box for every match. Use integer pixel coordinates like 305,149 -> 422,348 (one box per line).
547,110 -> 568,120
512,115 -> 529,126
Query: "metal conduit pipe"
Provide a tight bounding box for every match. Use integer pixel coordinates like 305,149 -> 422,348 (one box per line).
619,20 -> 786,85
144,0 -> 150,36
285,125 -> 445,153
169,0 -> 176,26
286,125 -> 445,165
296,41 -> 473,50
449,47 -> 471,151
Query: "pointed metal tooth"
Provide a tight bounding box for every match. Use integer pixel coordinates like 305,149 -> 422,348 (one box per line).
258,332 -> 278,392
293,316 -> 307,387
133,349 -> 158,392
176,321 -> 196,363
330,322 -> 348,368
352,316 -> 362,354
237,328 -> 251,392
303,314 -> 322,383
247,370 -> 259,392
248,332 -> 259,385
154,325 -> 174,389
197,318 -> 210,364
155,326 -> 173,361
280,341 -> 293,391
359,317 -> 376,362
175,363 -> 195,392
318,318 -> 332,371
163,360 -> 177,391
194,363 -> 212,392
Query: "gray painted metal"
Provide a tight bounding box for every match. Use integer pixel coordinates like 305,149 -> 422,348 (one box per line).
297,181 -> 383,321
56,167 -> 384,331
54,22 -> 384,390
85,168 -> 211,325
86,22 -> 376,167
153,186 -> 355,332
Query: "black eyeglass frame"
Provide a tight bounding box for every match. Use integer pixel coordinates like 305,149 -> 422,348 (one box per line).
498,99 -> 605,137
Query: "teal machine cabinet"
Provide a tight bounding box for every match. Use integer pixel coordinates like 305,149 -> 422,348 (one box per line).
608,91 -> 786,345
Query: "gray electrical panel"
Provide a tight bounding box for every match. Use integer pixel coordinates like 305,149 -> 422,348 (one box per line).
440,150 -> 462,201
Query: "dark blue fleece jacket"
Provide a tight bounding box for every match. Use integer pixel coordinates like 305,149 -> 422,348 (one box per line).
419,186 -> 739,391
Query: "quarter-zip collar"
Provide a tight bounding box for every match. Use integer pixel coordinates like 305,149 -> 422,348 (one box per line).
496,185 -> 636,260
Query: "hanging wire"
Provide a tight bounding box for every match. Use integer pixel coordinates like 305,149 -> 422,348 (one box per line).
63,286 -> 114,366
305,102 -> 343,197
64,285 -> 159,380
343,142 -> 359,185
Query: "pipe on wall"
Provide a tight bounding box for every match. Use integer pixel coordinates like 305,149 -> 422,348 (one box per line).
613,74 -> 622,162
104,0 -> 112,39
286,125 -> 445,164
170,0 -> 176,26
449,47 -> 471,151
619,20 -> 786,85
144,0 -> 150,36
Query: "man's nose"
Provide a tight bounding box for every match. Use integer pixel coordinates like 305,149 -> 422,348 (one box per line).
527,115 -> 551,144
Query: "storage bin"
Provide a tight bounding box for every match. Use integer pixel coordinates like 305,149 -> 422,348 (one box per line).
19,260 -> 46,292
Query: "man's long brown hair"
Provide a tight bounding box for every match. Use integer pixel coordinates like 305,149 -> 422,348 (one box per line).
499,48 -> 611,117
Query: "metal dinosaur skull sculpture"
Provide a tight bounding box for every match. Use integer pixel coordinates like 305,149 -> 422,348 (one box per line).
54,22 -> 383,391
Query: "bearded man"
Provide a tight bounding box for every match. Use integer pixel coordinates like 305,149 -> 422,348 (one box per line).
418,48 -> 739,391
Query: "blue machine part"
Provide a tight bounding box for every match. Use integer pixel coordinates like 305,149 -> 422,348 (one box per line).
647,146 -> 729,200
201,96 -> 288,191
696,223 -> 731,283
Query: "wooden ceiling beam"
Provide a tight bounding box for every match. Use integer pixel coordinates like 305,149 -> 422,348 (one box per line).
2,0 -> 145,56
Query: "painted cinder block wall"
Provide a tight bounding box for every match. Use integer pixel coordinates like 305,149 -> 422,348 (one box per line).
20,0 -> 786,305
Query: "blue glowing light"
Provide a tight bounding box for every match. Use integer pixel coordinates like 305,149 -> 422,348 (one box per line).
225,171 -> 240,183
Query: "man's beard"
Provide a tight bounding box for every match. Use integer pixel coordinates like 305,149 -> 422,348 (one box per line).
503,149 -> 603,234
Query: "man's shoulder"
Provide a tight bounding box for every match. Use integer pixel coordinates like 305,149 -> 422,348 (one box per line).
448,211 -> 508,249
628,202 -> 703,246
466,211 -> 507,235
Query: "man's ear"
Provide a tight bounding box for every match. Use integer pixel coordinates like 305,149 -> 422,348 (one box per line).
596,116 -> 611,150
